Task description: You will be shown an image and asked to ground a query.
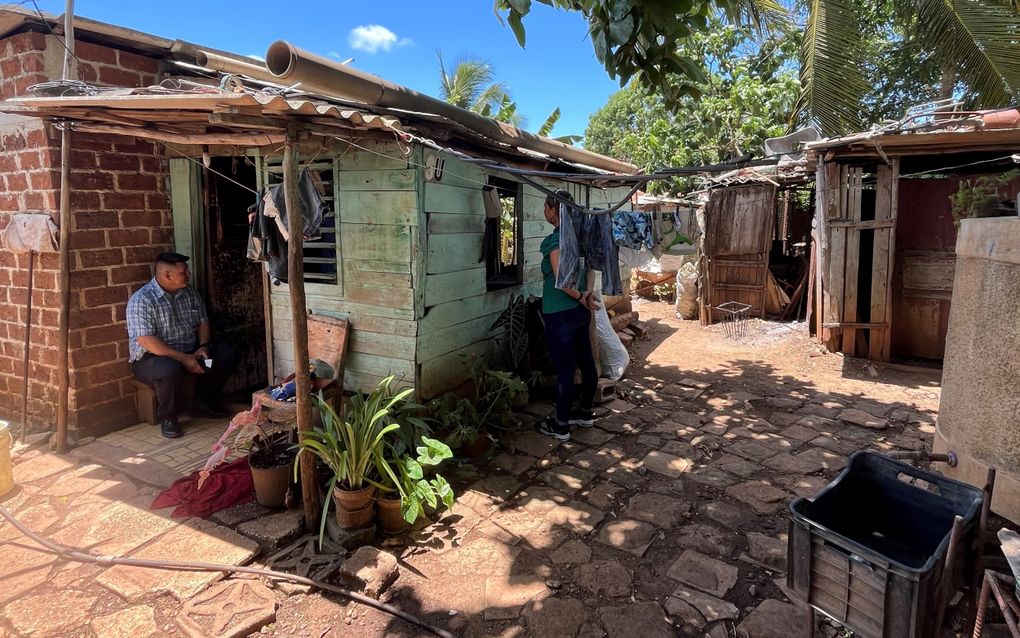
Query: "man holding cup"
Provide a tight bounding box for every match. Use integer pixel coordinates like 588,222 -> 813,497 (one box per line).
126,252 -> 239,438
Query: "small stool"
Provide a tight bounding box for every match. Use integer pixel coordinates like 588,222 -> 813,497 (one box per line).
130,377 -> 197,425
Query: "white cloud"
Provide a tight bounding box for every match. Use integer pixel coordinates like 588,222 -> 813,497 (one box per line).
348,25 -> 412,53
328,51 -> 342,60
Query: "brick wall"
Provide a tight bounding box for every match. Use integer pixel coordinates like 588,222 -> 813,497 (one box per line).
0,30 -> 172,436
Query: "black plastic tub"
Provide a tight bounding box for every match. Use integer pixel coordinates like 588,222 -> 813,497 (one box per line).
787,451 -> 983,638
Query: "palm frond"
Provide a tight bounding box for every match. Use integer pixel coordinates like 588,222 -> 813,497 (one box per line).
537,107 -> 561,137
915,0 -> 1020,106
796,0 -> 870,135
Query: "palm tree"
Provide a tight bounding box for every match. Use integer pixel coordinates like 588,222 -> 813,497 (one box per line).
799,0 -> 1020,135
437,53 -> 523,126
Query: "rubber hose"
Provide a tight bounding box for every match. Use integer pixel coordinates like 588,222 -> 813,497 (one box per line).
0,503 -> 455,638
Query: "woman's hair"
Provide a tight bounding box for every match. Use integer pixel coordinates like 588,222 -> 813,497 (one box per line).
545,189 -> 574,209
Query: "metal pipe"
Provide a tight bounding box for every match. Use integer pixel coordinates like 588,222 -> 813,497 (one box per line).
19,251 -> 34,443
194,51 -> 279,85
886,450 -> 958,467
55,0 -> 75,454
264,40 -> 638,175
936,515 -> 965,632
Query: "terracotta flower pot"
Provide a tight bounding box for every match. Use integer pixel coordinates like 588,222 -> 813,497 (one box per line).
460,434 -> 490,461
249,461 -> 291,509
332,484 -> 376,530
377,496 -> 408,534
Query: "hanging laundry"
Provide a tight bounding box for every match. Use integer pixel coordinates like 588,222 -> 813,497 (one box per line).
555,204 -> 623,296
611,211 -> 653,250
267,168 -> 329,241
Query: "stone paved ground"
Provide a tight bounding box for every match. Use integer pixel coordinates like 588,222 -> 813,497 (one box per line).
0,302 -> 947,637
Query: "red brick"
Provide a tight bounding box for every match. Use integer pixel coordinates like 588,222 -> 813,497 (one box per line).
28,270 -> 55,291
106,228 -> 150,247
17,150 -> 41,170
75,211 -> 119,229
70,171 -> 115,191
2,132 -> 27,151
0,155 -> 17,173
29,289 -> 59,308
4,172 -> 27,191
74,40 -> 118,66
115,173 -> 158,192
109,263 -> 152,285
86,360 -> 129,385
70,229 -> 106,250
25,128 -> 48,147
83,323 -> 126,346
0,193 -> 19,211
149,227 -> 173,244
69,343 -> 117,369
97,154 -> 140,171
23,191 -> 56,210
70,149 -> 98,169
71,306 -> 113,330
72,380 -> 123,407
78,248 -> 124,268
82,285 -> 129,308
139,156 -> 164,173
103,191 -> 146,210
145,193 -> 169,210
37,309 -> 59,328
122,209 -> 163,227
73,135 -> 114,152
124,246 -> 162,265
97,66 -> 141,87
78,62 -> 99,83
28,170 -> 58,190
113,303 -> 127,322
117,50 -> 159,73
0,57 -> 20,76
21,54 -> 45,74
70,269 -> 108,288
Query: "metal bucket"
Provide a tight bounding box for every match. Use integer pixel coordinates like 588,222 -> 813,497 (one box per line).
0,421 -> 13,498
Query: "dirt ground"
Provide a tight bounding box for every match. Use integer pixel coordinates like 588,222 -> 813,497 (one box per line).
2,300 -> 960,638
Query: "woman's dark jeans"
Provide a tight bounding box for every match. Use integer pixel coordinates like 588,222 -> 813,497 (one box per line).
543,305 -> 598,424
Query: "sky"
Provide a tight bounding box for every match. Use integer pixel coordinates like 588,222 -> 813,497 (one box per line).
27,0 -> 624,139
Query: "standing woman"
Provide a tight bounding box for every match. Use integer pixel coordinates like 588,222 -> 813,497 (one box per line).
538,189 -> 600,441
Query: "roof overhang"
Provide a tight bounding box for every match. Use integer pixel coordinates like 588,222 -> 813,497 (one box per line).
806,127 -> 1020,160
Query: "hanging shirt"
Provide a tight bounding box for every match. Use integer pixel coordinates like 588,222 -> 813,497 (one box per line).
540,229 -> 581,315
554,204 -> 624,296
612,211 -> 653,249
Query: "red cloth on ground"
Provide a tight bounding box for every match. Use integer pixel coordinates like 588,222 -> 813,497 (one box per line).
151,456 -> 253,518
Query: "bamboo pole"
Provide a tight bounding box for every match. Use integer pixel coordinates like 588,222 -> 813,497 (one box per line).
283,126 -> 319,529
55,0 -> 75,454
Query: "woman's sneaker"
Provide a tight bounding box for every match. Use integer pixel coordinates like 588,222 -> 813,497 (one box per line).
569,409 -> 595,428
538,417 -> 571,441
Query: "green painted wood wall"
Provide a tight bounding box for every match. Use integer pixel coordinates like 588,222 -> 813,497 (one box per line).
265,139 -> 631,399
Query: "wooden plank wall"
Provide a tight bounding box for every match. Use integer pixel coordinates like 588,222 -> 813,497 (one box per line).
269,139 -> 420,393
416,161 -> 628,397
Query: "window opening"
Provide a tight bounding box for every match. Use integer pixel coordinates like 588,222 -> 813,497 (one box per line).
486,175 -> 523,290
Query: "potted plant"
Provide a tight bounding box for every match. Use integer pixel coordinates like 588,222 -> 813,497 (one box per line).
296,377 -> 406,542
198,400 -> 296,510
950,169 -> 1020,226
377,436 -> 455,534
429,393 -> 492,460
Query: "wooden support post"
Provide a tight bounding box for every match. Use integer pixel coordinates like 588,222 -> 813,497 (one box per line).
55,0 -> 75,453
284,127 -> 320,530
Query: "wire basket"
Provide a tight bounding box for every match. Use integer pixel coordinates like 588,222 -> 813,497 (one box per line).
716,301 -> 751,339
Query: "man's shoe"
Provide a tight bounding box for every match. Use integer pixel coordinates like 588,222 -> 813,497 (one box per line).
568,409 -> 595,428
160,418 -> 183,439
537,417 -> 571,441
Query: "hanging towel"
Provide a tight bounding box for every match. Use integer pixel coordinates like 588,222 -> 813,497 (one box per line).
555,204 -> 623,296
1,214 -> 58,254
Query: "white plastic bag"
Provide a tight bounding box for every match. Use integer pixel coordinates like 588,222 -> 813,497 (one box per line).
675,261 -> 699,320
594,302 -> 629,380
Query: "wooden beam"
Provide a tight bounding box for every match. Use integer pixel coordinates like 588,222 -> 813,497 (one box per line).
823,322 -> 888,329
841,166 -> 863,356
882,160 -> 900,361
72,123 -> 285,146
828,219 -> 896,230
284,126 -> 320,531
55,0 -> 74,454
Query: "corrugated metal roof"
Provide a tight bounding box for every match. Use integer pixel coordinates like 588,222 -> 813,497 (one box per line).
3,91 -> 404,131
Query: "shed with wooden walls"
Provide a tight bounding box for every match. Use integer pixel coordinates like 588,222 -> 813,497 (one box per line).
806,123 -> 1020,364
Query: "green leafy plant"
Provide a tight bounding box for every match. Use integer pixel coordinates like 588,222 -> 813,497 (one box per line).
949,170 -> 1019,226
386,436 -> 455,524
490,294 -> 531,370
295,376 -> 407,545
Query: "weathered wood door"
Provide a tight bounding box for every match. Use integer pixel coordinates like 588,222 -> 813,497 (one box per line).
701,184 -> 777,322
819,160 -> 899,360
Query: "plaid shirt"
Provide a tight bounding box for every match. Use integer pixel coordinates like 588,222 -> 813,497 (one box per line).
126,278 -> 208,362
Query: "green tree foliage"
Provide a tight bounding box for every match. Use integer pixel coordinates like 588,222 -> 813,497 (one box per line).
584,20 -> 800,191
497,0 -> 1020,136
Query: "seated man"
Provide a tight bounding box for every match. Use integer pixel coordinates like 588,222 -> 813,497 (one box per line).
127,252 -> 239,438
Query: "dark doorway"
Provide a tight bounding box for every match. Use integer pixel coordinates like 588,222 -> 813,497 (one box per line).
202,157 -> 266,393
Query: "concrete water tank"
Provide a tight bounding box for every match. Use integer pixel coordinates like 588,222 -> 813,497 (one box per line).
934,217 -> 1020,523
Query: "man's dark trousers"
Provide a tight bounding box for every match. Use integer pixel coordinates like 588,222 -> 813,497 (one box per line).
130,342 -> 240,421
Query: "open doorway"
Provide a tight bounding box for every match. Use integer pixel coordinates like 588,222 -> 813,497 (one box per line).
202,156 -> 266,393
